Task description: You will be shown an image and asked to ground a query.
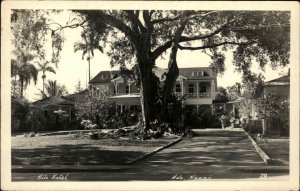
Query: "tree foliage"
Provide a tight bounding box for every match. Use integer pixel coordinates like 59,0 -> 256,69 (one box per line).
74,91 -> 117,128
256,93 -> 289,119
74,80 -> 84,93
11,49 -> 38,98
38,80 -> 68,98
227,73 -> 264,100
36,60 -> 56,97
215,86 -> 229,101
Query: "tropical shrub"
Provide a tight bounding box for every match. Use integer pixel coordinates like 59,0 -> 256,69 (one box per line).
24,110 -> 47,132
75,91 -> 117,128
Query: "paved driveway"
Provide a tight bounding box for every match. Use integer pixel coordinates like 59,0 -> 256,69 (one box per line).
12,129 -> 289,181
124,128 -> 269,180
140,129 -> 264,167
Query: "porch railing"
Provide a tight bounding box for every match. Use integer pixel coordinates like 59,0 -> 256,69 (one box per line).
174,92 -> 210,98
186,93 -> 210,98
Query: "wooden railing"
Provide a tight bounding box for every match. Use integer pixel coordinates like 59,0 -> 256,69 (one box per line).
174,92 -> 210,98
186,93 -> 210,98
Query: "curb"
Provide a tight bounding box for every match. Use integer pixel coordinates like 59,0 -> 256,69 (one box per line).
243,130 -> 271,165
125,137 -> 182,164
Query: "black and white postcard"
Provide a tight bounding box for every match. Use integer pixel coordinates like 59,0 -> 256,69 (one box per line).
1,1 -> 299,191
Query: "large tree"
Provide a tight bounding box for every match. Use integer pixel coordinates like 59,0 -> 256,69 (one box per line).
73,10 -> 289,130
11,10 -> 290,130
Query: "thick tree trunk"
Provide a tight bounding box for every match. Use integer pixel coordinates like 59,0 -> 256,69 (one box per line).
161,45 -> 180,121
160,14 -> 188,121
138,59 -> 156,131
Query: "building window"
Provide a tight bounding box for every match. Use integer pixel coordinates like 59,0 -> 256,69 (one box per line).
175,84 -> 181,93
126,85 -> 129,94
188,84 -> 194,93
192,71 -> 204,77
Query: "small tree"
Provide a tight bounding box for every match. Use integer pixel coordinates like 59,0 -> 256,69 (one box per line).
256,93 -> 289,135
75,80 -> 84,93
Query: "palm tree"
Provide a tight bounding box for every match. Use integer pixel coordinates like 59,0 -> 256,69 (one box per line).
39,80 -> 68,98
36,61 -> 56,96
74,31 -> 103,82
11,49 -> 38,98
11,59 -> 20,97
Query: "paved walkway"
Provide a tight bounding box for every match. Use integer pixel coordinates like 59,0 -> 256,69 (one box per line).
122,128 -> 270,180
12,129 -> 289,181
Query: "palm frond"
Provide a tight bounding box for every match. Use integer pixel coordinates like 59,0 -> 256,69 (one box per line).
45,66 -> 56,74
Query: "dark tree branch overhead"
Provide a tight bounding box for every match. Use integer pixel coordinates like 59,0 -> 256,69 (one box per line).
151,11 -> 245,59
125,10 -> 146,33
151,15 -> 182,24
76,10 -> 138,41
178,41 -> 256,50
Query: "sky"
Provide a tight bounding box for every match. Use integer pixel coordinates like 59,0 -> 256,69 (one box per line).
22,11 -> 289,102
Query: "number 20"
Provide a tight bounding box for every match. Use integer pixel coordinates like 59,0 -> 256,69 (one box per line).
260,173 -> 267,178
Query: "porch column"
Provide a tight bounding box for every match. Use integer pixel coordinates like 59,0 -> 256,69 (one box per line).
180,79 -> 184,97
196,105 -> 199,114
115,82 -> 118,95
196,82 -> 199,98
211,81 -> 214,98
233,104 -> 235,117
128,81 -> 131,95
69,108 -> 72,122
120,102 -> 123,113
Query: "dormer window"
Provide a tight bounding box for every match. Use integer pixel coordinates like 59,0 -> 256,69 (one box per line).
192,71 -> 204,77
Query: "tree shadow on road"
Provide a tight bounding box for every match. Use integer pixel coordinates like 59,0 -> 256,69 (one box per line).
12,144 -> 145,165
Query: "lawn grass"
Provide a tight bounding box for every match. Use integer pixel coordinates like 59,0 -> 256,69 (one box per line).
12,135 -> 178,165
256,138 -> 289,166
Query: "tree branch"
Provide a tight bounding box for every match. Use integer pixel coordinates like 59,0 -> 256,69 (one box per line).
125,10 -> 146,33
76,10 -> 138,41
151,11 -> 245,59
142,10 -> 152,29
178,41 -> 256,50
151,15 -> 182,24
46,19 -> 88,32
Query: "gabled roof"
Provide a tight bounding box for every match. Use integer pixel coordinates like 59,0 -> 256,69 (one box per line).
32,96 -> 73,109
178,67 -> 214,79
89,71 -> 119,83
90,67 -> 214,84
153,67 -> 187,81
63,89 -> 88,102
264,75 -> 290,86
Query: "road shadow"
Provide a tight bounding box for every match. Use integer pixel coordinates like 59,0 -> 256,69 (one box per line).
12,143 -> 144,165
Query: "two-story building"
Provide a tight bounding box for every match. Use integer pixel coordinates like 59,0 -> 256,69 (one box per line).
89,67 -> 217,114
